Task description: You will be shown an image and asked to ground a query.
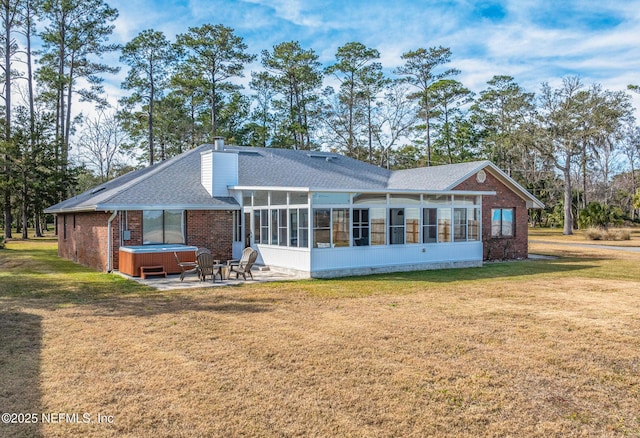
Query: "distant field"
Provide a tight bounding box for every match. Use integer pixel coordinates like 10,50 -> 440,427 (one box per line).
530,227 -> 640,247
1,238 -> 639,437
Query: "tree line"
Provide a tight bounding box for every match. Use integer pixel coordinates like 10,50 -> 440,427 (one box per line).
1,0 -> 639,239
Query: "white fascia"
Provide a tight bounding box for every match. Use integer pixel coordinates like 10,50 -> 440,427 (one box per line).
230,186 -> 496,196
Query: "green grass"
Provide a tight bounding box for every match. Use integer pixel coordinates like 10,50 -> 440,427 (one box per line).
1,238 -> 637,302
0,240 -> 151,302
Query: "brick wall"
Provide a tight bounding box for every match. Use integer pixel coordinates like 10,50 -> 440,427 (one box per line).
124,211 -> 143,245
454,170 -> 529,260
186,210 -> 234,261
56,209 -> 234,272
57,211 -> 117,272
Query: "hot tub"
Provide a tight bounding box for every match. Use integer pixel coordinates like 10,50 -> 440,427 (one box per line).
119,244 -> 198,277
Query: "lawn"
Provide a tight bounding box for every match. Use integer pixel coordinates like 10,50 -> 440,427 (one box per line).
1,237 -> 639,437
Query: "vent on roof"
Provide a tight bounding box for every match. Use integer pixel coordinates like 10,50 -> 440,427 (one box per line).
224,148 -> 261,156
307,153 -> 338,162
90,187 -> 106,195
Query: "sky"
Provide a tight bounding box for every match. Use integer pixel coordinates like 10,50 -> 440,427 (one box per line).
101,0 -> 640,112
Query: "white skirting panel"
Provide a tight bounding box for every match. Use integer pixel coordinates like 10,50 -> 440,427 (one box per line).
255,242 -> 483,279
310,242 -> 483,277
255,245 -> 311,275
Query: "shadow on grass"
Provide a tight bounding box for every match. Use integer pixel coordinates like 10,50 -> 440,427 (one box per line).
0,272 -> 275,317
0,311 -> 43,438
324,257 -> 602,284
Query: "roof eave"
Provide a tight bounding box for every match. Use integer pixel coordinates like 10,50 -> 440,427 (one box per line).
527,200 -> 546,209
94,203 -> 240,211
231,186 -> 496,196
44,205 -> 99,214
45,203 -> 241,214
230,185 -> 310,192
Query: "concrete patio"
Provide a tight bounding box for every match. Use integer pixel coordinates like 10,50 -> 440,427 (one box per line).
116,266 -> 307,291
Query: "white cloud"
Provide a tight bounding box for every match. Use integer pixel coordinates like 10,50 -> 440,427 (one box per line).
239,0 -> 324,27
84,0 -> 640,119
110,0 -> 185,42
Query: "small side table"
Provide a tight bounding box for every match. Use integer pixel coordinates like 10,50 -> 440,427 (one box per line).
211,264 -> 224,282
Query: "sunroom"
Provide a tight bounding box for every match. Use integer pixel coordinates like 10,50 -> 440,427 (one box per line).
238,188 -> 495,278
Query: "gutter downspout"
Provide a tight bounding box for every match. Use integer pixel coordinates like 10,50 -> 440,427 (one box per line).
107,210 -> 118,273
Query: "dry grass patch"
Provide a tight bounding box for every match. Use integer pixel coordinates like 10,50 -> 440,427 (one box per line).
1,240 -> 640,437
584,227 -> 631,241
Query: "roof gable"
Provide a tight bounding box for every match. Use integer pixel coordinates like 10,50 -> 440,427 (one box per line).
387,161 -> 491,191
388,160 -> 544,208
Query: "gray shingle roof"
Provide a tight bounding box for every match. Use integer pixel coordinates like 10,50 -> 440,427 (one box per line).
387,160 -> 491,191
231,146 -> 391,190
46,144 -> 237,213
46,145 -> 542,213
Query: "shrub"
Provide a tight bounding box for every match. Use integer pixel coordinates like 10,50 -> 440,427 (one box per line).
578,202 -> 626,230
584,227 -> 631,241
0,236 -> 4,249
584,227 -> 603,240
610,229 -> 631,241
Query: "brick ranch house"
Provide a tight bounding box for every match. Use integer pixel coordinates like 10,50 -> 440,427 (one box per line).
45,139 -> 543,278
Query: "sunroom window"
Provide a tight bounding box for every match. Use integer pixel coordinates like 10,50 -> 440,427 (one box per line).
332,209 -> 350,247
422,208 -> 437,243
370,208 -> 386,245
289,209 -> 298,246
405,208 -> 420,243
278,209 -> 288,246
438,208 -> 452,243
270,210 -> 278,245
468,208 -> 481,241
313,209 -> 331,248
260,210 -> 269,244
389,208 -> 405,244
453,208 -> 467,242
313,208 -> 350,248
253,210 -> 261,243
353,209 -> 369,246
299,209 -> 309,248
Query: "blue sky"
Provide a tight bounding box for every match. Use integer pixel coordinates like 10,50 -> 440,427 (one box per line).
103,0 -> 640,110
